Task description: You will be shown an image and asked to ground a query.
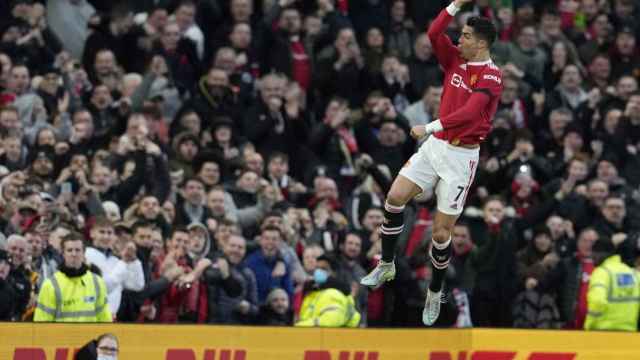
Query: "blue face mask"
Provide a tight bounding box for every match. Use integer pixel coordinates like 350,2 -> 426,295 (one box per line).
313,269 -> 329,284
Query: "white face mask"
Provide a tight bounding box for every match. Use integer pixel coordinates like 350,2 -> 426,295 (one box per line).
97,355 -> 117,360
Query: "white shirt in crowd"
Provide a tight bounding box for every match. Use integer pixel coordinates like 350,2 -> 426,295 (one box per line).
85,247 -> 145,315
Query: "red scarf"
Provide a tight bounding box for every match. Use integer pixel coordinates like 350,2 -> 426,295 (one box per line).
337,127 -> 358,153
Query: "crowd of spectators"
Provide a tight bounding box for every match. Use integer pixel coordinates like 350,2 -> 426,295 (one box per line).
0,0 -> 639,329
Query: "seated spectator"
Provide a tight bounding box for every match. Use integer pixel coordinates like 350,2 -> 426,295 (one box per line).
257,287 -> 293,326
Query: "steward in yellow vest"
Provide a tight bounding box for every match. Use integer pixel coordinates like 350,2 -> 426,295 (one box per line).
585,238 -> 639,331
296,254 -> 361,327
34,233 -> 111,322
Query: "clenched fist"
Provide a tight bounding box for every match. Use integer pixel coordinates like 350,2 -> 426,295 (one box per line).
410,125 -> 427,140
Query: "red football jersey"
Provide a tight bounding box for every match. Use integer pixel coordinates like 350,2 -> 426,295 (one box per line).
427,6 -> 503,145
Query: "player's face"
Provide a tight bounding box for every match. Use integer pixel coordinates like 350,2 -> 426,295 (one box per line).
458,25 -> 481,61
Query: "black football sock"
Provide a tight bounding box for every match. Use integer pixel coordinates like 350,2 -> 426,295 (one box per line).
380,201 -> 405,263
429,237 -> 452,292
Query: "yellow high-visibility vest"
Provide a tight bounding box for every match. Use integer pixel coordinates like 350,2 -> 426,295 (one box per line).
585,255 -> 640,331
296,288 -> 361,328
34,270 -> 112,323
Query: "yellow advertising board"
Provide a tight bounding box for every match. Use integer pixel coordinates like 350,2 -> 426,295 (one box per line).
0,323 -> 638,360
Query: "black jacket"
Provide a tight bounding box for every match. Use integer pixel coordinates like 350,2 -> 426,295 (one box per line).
199,253 -> 243,323
541,255 -> 584,324
102,150 -> 147,210
152,38 -> 202,95
242,99 -> 309,164
7,266 -> 31,319
116,246 -> 171,322
74,339 -> 97,360
0,278 -> 16,320
257,305 -> 293,326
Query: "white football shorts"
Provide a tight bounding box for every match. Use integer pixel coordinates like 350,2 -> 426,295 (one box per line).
399,135 -> 479,215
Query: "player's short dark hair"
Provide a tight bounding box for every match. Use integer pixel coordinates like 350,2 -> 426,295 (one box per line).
467,16 -> 497,46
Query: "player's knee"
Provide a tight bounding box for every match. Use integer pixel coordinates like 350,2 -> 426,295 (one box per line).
386,188 -> 409,207
432,227 -> 452,244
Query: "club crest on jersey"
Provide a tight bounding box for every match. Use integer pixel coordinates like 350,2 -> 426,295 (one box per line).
470,74 -> 478,86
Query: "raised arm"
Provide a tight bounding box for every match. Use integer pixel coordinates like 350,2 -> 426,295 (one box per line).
427,1 -> 468,69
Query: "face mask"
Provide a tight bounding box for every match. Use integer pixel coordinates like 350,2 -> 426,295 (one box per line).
313,268 -> 328,284
97,356 -> 117,360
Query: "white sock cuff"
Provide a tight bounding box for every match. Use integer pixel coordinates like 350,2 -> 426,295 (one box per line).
446,2 -> 460,16
432,237 -> 452,250
384,201 -> 405,213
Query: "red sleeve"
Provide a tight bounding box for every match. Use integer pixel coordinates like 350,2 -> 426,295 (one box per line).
440,92 -> 491,130
474,70 -> 503,98
427,8 -> 460,70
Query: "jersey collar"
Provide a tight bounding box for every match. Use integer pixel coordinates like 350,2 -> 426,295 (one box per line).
467,59 -> 493,66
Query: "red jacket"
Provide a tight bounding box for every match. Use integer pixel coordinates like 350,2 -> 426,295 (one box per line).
146,256 -> 208,323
